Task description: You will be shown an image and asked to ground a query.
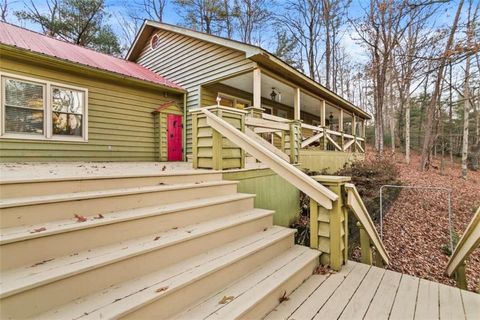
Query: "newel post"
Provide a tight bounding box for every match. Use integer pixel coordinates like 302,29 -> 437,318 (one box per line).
190,106 -> 246,170
289,120 -> 301,164
310,176 -> 351,271
357,222 -> 373,265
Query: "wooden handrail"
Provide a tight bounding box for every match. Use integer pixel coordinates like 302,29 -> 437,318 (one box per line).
201,108 -> 338,209
446,207 -> 480,277
345,183 -> 390,265
262,113 -> 291,123
245,127 -> 290,162
245,117 -> 290,131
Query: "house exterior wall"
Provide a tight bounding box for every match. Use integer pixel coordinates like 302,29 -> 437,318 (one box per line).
0,54 -> 183,162
133,29 -> 256,156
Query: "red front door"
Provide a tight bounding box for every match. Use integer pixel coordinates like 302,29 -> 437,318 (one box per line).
167,114 -> 182,161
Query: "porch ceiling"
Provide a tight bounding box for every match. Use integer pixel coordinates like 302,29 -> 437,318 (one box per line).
220,73 -> 349,119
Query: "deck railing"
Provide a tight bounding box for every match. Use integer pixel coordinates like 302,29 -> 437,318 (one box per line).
446,206 -> 480,291
301,123 -> 365,152
197,107 -> 389,271
345,183 -> 390,266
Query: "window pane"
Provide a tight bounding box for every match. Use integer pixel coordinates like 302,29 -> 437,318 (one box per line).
53,112 -> 82,136
52,87 -> 84,114
219,97 -> 233,108
5,106 -> 44,134
5,79 -> 44,110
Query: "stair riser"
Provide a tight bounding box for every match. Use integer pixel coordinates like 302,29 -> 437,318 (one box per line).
1,197 -> 255,271
239,258 -> 319,320
0,173 -> 222,199
0,215 -> 274,318
0,184 -> 238,228
122,234 -> 295,320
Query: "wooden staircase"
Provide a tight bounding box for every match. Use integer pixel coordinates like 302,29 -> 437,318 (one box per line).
0,171 -> 319,319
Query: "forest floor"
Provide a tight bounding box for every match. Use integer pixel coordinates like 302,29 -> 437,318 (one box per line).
368,150 -> 480,291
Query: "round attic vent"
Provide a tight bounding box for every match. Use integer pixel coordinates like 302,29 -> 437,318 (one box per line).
151,34 -> 159,50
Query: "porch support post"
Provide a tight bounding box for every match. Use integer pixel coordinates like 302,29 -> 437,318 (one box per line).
352,115 -> 357,152
321,100 -> 327,150
320,100 -> 326,127
339,109 -> 344,150
294,87 -> 301,120
253,68 -> 262,108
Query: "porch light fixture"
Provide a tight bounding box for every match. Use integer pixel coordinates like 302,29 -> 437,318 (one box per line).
270,88 -> 281,102
329,112 -> 334,123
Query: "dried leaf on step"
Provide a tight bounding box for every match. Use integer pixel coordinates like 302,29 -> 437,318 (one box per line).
74,214 -> 87,222
162,165 -> 167,171
313,265 -> 330,275
219,295 -> 235,304
30,227 -> 47,233
279,291 -> 289,303
154,236 -> 161,241
93,214 -> 104,219
30,258 -> 54,267
156,286 -> 169,293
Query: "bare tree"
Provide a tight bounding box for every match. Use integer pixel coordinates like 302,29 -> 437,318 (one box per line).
279,0 -> 322,80
1,0 -> 10,22
175,0 -> 226,35
233,0 -> 269,44
420,0 -> 464,171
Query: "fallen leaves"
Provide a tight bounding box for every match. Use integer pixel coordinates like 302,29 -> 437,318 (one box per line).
313,265 -> 331,275
352,150 -> 480,291
153,236 -> 161,241
155,286 -> 169,293
74,214 -> 87,223
93,214 -> 104,219
30,227 -> 47,233
30,258 -> 54,267
278,291 -> 289,303
219,295 -> 235,304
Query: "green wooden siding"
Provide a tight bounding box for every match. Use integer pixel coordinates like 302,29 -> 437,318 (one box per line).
134,29 -> 256,156
0,55 -> 183,162
223,168 -> 300,227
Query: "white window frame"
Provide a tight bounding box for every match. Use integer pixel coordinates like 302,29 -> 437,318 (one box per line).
217,92 -> 251,109
0,72 -> 88,142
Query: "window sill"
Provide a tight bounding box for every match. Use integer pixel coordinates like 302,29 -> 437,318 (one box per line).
0,134 -> 88,143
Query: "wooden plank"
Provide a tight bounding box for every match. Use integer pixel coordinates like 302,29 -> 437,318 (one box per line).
313,262 -> 370,320
301,132 -> 324,148
389,274 -> 420,320
439,284 -> 465,320
345,184 -> 390,265
446,207 -> 480,276
264,274 -> 328,320
245,117 -> 290,131
203,109 -> 338,209
364,270 -> 402,320
289,261 -> 357,320
461,289 -> 480,320
245,127 -> 289,162
414,278 -> 439,320
339,265 -> 385,320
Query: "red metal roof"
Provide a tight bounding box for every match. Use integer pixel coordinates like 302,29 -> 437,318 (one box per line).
0,22 -> 183,91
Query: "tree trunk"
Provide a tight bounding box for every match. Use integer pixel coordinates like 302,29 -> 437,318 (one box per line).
420,0 -> 464,171
405,93 -> 411,164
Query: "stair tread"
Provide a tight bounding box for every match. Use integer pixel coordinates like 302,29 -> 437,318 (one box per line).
0,193 -> 255,245
0,208 -> 273,298
0,180 -> 238,208
0,170 -> 219,185
173,245 -> 319,320
35,226 -> 295,319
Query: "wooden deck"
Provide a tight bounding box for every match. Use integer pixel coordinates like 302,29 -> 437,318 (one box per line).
265,261 -> 480,320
